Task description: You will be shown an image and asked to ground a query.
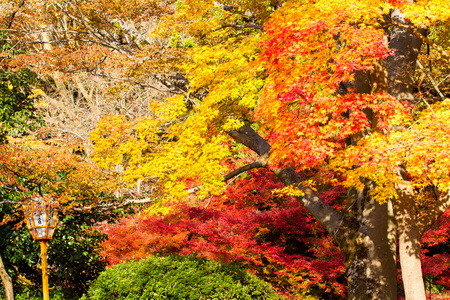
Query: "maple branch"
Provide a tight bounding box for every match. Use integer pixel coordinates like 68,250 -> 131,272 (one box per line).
49,128 -> 92,144
1,38 -> 119,51
388,19 -> 450,61
1,29 -> 91,35
72,197 -> 156,212
417,190 -> 450,236
0,200 -> 20,205
228,122 -> 271,156
213,24 -> 263,31
0,195 -> 155,212
54,2 -> 133,55
223,156 -> 269,181
228,122 -> 345,238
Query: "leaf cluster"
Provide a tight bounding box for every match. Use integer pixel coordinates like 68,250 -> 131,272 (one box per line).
0,68 -> 43,142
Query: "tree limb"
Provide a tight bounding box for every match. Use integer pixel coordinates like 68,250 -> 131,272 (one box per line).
227,122 -> 345,239
0,200 -> 20,205
416,60 -> 445,99
213,24 -> 263,31
223,155 -> 269,181
1,38 -> 119,51
72,197 -> 156,212
228,122 -> 271,156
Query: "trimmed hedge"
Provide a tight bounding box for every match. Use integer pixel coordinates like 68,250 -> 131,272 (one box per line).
82,255 -> 282,300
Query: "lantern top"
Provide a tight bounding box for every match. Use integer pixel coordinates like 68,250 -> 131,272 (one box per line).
22,197 -> 58,241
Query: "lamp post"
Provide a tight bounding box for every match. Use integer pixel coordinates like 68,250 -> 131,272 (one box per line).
22,197 -> 58,300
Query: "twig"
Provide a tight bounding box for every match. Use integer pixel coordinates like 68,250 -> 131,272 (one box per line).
1,38 -> 118,51
416,60 -> 445,99
72,197 -> 156,212
213,24 -> 263,32
90,72 -> 171,92
437,74 -> 450,87
0,200 -> 21,205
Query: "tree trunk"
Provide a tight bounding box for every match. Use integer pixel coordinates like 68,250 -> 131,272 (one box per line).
388,4 -> 426,298
342,43 -> 397,300
388,7 -> 424,103
394,184 -> 426,300
346,186 -> 397,300
0,254 -> 14,300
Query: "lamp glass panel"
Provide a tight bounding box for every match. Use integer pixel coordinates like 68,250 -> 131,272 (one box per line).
33,212 -> 46,227
48,210 -> 55,226
33,212 -> 47,238
36,227 -> 46,238
28,218 -> 36,239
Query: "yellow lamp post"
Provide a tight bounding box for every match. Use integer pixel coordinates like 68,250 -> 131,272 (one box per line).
22,197 -> 58,300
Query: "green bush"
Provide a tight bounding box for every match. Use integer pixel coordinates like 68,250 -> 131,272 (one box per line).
83,255 -> 282,300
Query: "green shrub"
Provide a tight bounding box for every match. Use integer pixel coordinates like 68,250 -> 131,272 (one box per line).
83,255 -> 282,300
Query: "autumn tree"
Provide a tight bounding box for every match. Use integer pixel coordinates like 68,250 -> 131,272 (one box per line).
91,1 -> 450,299
4,0 -> 450,299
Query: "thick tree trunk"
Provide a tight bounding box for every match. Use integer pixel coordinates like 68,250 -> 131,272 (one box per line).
394,184 -> 426,300
342,45 -> 397,300
388,4 -> 426,298
346,187 -> 397,300
0,254 -> 14,300
388,8 -> 424,103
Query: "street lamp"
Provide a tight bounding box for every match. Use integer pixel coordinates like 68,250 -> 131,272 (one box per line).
22,197 -> 58,300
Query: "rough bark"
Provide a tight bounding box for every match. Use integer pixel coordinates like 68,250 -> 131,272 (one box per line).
346,191 -> 397,300
345,50 -> 397,300
394,183 -> 426,300
388,5 -> 426,299
388,8 -> 424,103
0,254 -> 14,300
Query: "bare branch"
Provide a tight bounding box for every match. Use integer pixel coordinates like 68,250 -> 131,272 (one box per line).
416,60 -> 445,99
213,24 -> 263,31
1,29 -> 90,35
54,2 -> 133,55
72,197 -> 156,212
90,72 -> 172,92
1,38 -> 118,51
0,200 -> 20,205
